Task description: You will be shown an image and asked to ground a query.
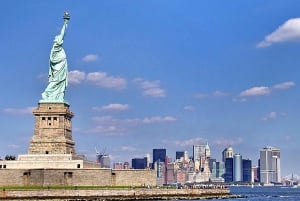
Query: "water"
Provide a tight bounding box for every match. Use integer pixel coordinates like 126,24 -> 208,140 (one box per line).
199,186 -> 300,201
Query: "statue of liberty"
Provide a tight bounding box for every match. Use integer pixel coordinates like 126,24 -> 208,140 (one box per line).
40,12 -> 70,103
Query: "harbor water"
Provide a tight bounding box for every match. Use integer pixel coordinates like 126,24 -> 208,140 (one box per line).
199,186 -> 300,201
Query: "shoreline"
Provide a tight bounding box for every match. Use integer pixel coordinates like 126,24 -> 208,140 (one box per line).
0,188 -> 242,200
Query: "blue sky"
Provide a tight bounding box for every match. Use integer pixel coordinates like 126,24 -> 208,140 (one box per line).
1,1 -> 300,177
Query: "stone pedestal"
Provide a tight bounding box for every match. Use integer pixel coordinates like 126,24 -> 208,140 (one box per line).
28,102 -> 75,155
3,102 -> 100,169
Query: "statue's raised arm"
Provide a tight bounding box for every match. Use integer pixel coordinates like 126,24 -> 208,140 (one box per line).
55,12 -> 69,45
40,12 -> 70,103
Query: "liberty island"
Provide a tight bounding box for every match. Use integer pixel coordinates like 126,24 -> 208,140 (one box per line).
0,12 -> 155,186
0,12 -> 234,200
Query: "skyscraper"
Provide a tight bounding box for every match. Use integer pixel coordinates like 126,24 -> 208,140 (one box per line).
193,145 -> 206,162
210,161 -> 225,182
252,165 -> 259,183
176,151 -> 184,160
242,159 -> 252,182
184,151 -> 189,162
224,157 -> 233,182
132,157 -> 147,169
153,149 -> 166,164
145,153 -> 151,168
233,153 -> 242,182
98,154 -> 110,168
222,146 -> 234,162
259,146 -> 281,184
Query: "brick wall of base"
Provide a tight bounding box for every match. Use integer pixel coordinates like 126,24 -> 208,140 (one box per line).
0,169 -> 156,187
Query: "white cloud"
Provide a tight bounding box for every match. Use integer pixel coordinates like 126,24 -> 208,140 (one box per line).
257,18 -> 300,48
113,146 -> 138,152
273,81 -> 295,90
195,91 -> 230,99
212,90 -> 230,97
140,80 -> 160,89
212,137 -> 243,146
173,137 -> 207,147
89,115 -> 176,135
87,72 -> 127,90
92,115 -> 176,125
142,116 -> 176,124
261,111 -> 277,121
133,78 -> 166,98
3,107 -> 35,115
143,88 -> 166,97
88,125 -> 126,136
82,54 -> 101,62
93,103 -> 129,112
240,86 -> 271,96
238,81 -> 294,99
68,70 -> 85,85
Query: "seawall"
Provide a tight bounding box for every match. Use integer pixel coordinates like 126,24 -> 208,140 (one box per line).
0,188 -> 234,200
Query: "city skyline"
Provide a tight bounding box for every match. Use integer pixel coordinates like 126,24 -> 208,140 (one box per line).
1,1 -> 300,177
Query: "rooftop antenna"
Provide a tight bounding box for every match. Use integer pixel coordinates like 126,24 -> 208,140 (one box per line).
95,147 -> 100,155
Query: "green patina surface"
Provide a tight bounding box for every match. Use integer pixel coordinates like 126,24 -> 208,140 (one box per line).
40,12 -> 70,103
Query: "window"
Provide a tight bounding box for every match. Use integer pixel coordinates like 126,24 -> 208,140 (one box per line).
45,151 -> 49,154
23,172 -> 30,176
64,172 -> 73,178
77,164 -> 80,168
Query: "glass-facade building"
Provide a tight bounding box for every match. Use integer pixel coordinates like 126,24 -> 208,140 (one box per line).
193,145 -> 206,161
211,161 -> 225,179
260,147 -> 281,184
243,159 -> 252,182
152,148 -> 166,169
98,154 -> 110,168
233,153 -> 242,182
224,157 -> 233,182
176,151 -> 184,160
132,157 -> 147,169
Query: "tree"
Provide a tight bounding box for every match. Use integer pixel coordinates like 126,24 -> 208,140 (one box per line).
5,155 -> 16,160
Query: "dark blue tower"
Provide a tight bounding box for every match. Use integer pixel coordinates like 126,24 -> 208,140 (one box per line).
152,148 -> 166,169
132,157 -> 147,169
243,159 -> 252,182
224,157 -> 233,182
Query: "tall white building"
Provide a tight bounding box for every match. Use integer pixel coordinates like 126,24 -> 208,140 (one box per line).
260,147 -> 281,184
193,145 -> 206,162
192,143 -> 211,182
184,151 -> 189,162
145,153 -> 151,168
